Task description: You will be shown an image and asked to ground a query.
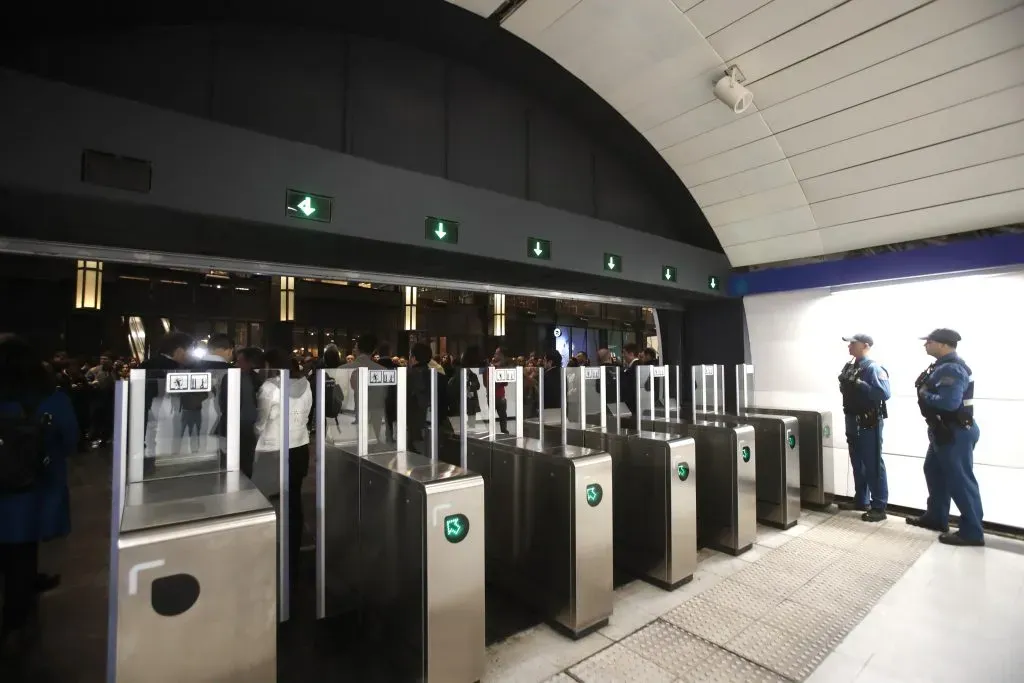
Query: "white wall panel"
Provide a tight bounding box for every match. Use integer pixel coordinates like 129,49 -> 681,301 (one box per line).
716,204 -> 816,246
620,57 -> 725,132
676,136 -> 786,186
762,8 -> 1024,134
708,0 -> 847,62
691,159 -> 797,207
811,155 -> 1024,228
705,182 -> 809,227
726,228 -> 824,266
736,0 -> 931,84
662,110 -> 771,163
800,121 -> 1024,203
685,0 -> 775,37
645,98 -> 755,151
790,86 -> 1024,179
744,270 -> 1024,527
776,47 -> 1024,156
671,0 -> 705,11
502,0 -> 582,39
750,0 -> 1021,109
817,189 -> 1024,254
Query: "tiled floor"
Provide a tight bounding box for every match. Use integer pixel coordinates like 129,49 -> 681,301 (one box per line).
484,511 -> 1024,682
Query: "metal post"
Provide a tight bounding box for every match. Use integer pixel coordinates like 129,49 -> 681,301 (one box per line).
715,364 -> 725,414
127,369 -> 146,482
690,365 -> 699,422
675,366 -> 682,423
538,367 -> 545,449
614,366 -> 621,433
578,368 -> 587,426
459,368 -> 468,469
488,367 -> 496,439
106,379 -> 129,682
647,368 -> 655,422
514,366 -> 524,436
357,367 -> 369,456
599,369 -> 607,431
662,366 -> 671,420
396,367 -> 407,452
226,368 -> 240,472
560,367 -> 568,447
429,368 -> 438,464
278,371 -> 290,622
315,369 -> 326,620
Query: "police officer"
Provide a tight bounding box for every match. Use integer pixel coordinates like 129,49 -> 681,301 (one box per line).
909,329 -> 984,546
837,334 -> 891,522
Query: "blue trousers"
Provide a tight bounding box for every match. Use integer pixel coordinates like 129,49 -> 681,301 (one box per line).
922,423 -> 984,540
845,415 -> 888,509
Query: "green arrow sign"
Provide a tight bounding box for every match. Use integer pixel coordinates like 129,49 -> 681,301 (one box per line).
677,462 -> 690,482
585,483 -> 603,507
528,237 -> 551,260
663,266 -> 677,282
604,253 -> 622,272
741,445 -> 751,463
787,433 -> 797,449
285,190 -> 333,224
708,275 -> 721,291
425,217 -> 460,244
443,513 -> 469,543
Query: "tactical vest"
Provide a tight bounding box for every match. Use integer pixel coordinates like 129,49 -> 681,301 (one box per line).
915,356 -> 974,428
839,360 -> 887,423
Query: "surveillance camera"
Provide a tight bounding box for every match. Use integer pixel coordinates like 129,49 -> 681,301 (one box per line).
714,68 -> 753,114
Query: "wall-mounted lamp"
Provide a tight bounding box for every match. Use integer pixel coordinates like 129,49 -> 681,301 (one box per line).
404,286 -> 418,331
75,260 -> 103,310
278,276 -> 295,322
492,293 -> 506,337
714,65 -> 753,114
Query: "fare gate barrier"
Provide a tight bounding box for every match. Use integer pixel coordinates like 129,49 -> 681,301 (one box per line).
108,369 -> 277,683
620,365 -> 757,556
441,366 -> 614,639
316,365 -> 485,683
525,365 -> 697,590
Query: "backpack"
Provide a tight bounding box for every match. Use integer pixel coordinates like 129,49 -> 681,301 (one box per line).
324,375 -> 344,419
0,402 -> 52,493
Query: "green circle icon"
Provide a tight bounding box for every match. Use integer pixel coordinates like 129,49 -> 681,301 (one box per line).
443,513 -> 469,544
585,483 -> 603,507
787,433 -> 797,449
823,425 -> 831,438
741,446 -> 751,463
677,462 -> 690,482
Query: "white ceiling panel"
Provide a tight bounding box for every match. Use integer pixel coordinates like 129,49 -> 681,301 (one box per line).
811,156 -> 1024,228
762,8 -> 1024,134
502,0 -> 582,39
690,159 -> 798,207
685,0 -> 776,37
789,85 -> 1024,179
751,0 -> 1023,109
705,182 -> 810,227
445,0 -> 504,17
801,121 -> 1024,203
725,229 -> 825,267
677,136 -> 787,186
776,47 -> 1024,157
662,112 -> 771,164
716,205 -> 817,246
708,0 -> 847,61
733,0 -> 933,84
818,190 -> 1024,254
491,0 -> 1024,267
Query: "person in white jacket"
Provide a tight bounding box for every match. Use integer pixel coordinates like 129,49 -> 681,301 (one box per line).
253,350 -> 313,578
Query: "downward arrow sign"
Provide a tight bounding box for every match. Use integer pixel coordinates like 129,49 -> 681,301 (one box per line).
665,268 -> 672,280
434,221 -> 446,239
607,257 -> 616,270
534,242 -> 544,256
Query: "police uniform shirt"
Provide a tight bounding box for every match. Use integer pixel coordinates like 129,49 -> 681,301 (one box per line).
918,353 -> 971,414
848,358 -> 892,405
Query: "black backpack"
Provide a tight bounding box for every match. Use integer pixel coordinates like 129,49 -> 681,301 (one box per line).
324,375 -> 344,419
0,401 -> 52,494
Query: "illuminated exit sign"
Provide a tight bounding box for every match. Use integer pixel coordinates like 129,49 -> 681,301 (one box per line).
708,275 -> 721,291
425,216 -> 460,245
285,190 -> 332,224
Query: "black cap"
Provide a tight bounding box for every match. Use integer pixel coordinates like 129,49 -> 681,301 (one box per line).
921,328 -> 961,345
842,334 -> 873,346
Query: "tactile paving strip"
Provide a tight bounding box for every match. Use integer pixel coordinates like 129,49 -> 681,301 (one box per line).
699,578 -> 789,618
757,599 -> 861,647
830,550 -> 908,582
799,522 -> 877,550
662,597 -> 755,645
542,674 -> 578,683
788,567 -> 894,614
618,620 -> 720,677
730,560 -> 817,595
726,620 -> 832,681
675,645 -> 790,683
567,643 -> 676,683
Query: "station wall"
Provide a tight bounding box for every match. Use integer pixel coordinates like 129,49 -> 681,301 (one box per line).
0,67 -> 729,295
744,269 -> 1024,528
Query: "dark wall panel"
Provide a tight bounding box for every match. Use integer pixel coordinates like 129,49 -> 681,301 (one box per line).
346,38 -> 446,177
447,65 -> 528,198
44,27 -> 214,119
527,107 -> 594,217
211,26 -> 346,151
595,149 -> 673,238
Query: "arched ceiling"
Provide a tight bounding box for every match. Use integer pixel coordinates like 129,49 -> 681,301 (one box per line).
448,0 -> 1024,268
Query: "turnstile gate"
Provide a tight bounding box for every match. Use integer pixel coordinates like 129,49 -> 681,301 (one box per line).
698,412 -> 801,529
749,407 -> 835,508
317,367 -> 486,683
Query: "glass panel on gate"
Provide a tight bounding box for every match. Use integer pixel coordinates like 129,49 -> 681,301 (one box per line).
636,365 -> 654,419
249,368 -> 290,499
580,366 -> 603,426
485,364 -> 518,437
564,366 -> 582,425
128,367 -> 236,483
322,368 -> 359,449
